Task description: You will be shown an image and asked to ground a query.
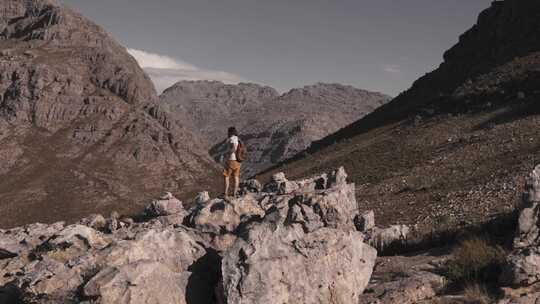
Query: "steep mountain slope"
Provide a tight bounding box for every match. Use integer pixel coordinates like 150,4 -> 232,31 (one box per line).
260,0 -> 540,234
160,81 -> 390,175
0,0 -> 219,228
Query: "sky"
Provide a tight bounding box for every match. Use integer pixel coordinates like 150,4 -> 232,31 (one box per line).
62,0 -> 493,96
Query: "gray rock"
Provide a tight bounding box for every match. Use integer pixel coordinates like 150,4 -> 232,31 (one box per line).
356,210 -> 376,232
222,212 -> 377,304
49,224 -> 110,250
286,182 -> 359,232
240,179 -> 263,194
502,165 -> 540,286
194,191 -> 211,205
145,195 -> 185,217
78,214 -> 107,231
84,261 -> 190,304
366,225 -> 410,251
188,196 -> 264,235
328,166 -> 348,188
99,228 -> 205,273
18,257 -> 83,302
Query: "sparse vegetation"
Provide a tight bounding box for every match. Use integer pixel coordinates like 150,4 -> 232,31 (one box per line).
463,283 -> 492,304
446,237 -> 506,288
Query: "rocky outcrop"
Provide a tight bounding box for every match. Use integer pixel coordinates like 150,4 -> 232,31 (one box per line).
0,0 -> 219,228
0,167 -> 378,304
223,222 -> 376,304
360,253 -> 447,304
501,165 -> 540,287
160,81 -> 391,176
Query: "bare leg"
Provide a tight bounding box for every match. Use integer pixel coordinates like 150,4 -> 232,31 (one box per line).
224,176 -> 230,198
233,175 -> 240,197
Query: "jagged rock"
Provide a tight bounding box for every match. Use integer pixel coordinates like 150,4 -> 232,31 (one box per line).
239,179 -> 262,194
48,224 -> 110,250
360,253 -> 448,304
262,172 -> 290,193
106,217 -> 120,233
145,194 -> 186,217
502,165 -> 540,287
328,166 -> 348,188
98,228 -> 205,273
83,261 -> 190,304
78,214 -> 107,231
360,271 -> 444,304
0,222 -> 65,257
286,181 -> 358,232
366,225 -> 410,251
222,209 -> 377,304
188,196 -> 265,235
17,257 -> 83,302
356,210 -> 376,232
263,171 -> 333,195
0,236 -> 23,259
194,191 -> 211,205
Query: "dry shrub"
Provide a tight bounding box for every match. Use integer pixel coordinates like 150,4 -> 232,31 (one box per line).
463,283 -> 492,304
447,237 -> 506,286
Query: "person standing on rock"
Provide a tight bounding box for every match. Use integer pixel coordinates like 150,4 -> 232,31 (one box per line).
223,126 -> 245,199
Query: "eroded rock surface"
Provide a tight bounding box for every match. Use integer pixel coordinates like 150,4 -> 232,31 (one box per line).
0,0 -> 219,228
502,165 -> 540,287
0,167 -> 381,304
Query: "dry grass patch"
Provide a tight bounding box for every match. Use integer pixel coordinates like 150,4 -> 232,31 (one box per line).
447,237 -> 506,289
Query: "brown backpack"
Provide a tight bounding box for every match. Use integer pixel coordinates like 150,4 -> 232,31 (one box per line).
236,140 -> 247,162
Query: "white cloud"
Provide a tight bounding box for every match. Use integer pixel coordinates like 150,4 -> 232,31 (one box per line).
382,64 -> 401,74
127,48 -> 248,93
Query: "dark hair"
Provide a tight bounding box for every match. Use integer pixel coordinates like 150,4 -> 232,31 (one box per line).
228,127 -> 238,137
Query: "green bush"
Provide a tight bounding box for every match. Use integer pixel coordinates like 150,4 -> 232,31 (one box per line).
447,237 -> 506,286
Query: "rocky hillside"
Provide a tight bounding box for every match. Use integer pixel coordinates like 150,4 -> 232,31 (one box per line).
0,0 -> 220,228
160,81 -> 390,175
260,0 -> 540,235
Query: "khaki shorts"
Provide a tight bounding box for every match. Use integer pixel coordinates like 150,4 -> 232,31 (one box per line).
223,160 -> 241,177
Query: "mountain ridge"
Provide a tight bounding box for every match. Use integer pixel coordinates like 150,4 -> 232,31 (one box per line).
160,80 -> 391,176
258,0 -> 540,234
0,0 -> 220,228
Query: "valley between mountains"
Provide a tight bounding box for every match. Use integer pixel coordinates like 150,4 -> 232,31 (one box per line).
3,0 -> 540,303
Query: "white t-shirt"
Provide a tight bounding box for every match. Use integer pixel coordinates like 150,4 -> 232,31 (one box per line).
228,135 -> 239,161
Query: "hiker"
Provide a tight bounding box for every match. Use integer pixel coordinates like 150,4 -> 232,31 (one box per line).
223,126 -> 245,198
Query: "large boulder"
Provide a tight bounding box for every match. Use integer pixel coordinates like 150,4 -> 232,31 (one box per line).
145,193 -> 186,217
0,222 -> 65,258
48,224 -> 110,250
83,261 -> 190,304
188,195 -> 265,235
222,208 -> 377,304
286,180 -> 358,232
99,228 -> 206,273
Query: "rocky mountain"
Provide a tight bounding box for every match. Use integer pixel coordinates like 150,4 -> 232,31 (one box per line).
160,81 -> 390,176
0,0 -> 220,228
259,0 -> 540,235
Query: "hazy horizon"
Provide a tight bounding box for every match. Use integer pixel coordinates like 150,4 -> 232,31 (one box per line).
62,0 -> 492,96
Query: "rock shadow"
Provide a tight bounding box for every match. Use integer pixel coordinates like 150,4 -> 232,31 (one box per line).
186,248 -> 223,304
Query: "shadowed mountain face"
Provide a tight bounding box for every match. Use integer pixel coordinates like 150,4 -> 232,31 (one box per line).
160,81 -> 390,176
0,0 -> 220,228
259,0 -> 540,234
